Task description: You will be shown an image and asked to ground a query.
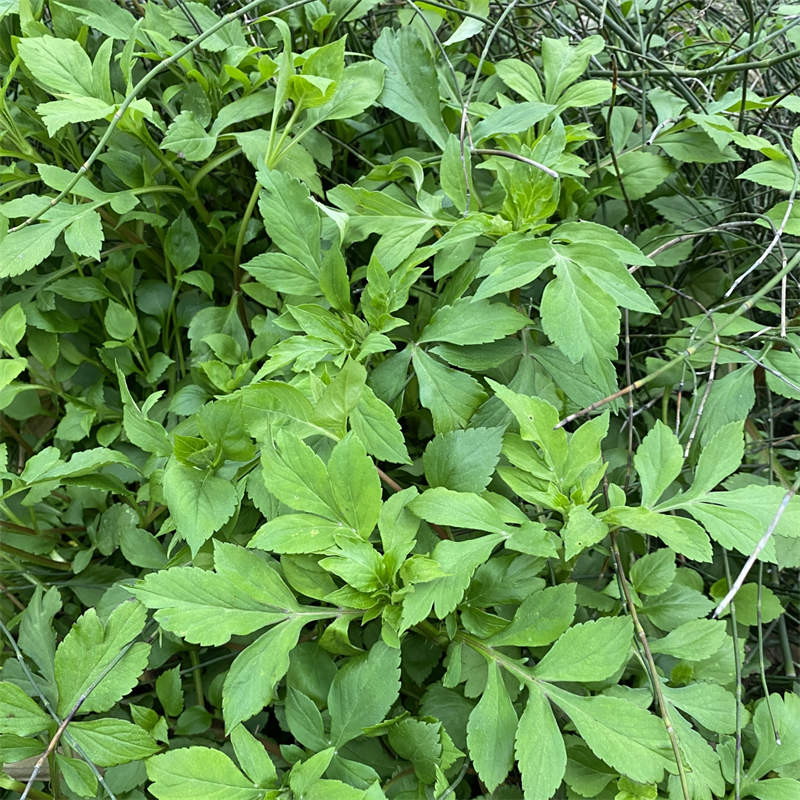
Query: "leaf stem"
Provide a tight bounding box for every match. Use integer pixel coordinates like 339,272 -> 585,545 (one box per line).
609,531 -> 690,800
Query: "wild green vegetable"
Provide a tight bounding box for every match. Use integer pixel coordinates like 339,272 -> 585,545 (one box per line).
1,2 -> 799,800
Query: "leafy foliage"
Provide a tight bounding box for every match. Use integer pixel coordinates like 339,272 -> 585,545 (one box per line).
1,2 -> 799,800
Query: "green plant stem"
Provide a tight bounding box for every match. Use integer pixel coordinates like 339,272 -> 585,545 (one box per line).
723,551 -> 743,800
190,651 -> 205,710
188,146 -> 243,191
0,543 -> 72,571
233,181 -> 261,290
610,532 -> 690,800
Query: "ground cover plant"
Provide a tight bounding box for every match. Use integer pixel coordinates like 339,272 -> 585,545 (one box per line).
1,0 -> 799,798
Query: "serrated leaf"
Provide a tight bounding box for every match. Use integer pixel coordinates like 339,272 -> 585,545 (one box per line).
162,460 -> 238,555
400,535 -> 503,627
635,420 -> 684,507
562,505 -> 609,560
516,683 -> 566,800
466,660 -> 517,792
161,112 -> 216,161
488,583 -> 576,647
54,600 -> 149,716
423,427 -> 504,494
418,298 -> 529,345
408,487 -> 507,533
650,618 -> 727,660
0,682 -> 50,737
630,548 -> 676,596
18,36 -> 95,97
131,543 -> 299,646
146,747 -> 263,800
68,718 -> 159,767
373,26 -> 448,149
223,617 -> 306,732
351,385 -> 410,464
328,641 -> 401,746
546,687 -> 675,784
532,616 -> 633,682
412,349 -> 487,433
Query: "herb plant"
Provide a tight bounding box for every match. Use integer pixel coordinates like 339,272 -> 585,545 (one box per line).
1,2 -> 799,800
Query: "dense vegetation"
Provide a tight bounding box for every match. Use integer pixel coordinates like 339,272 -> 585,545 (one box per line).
1,1 -> 799,799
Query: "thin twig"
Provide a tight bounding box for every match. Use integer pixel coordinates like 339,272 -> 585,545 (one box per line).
713,473 -> 800,619
610,532 -> 691,800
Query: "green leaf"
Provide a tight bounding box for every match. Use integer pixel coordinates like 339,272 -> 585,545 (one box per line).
736,158 -> 794,192
37,96 -> 115,136
489,381 -> 568,474
117,370 -> 172,457
250,513 -> 344,554
155,666 -> 184,718
256,168 -> 321,267
351,385 -> 410,464
423,427 -> 504,494
18,36 -> 95,97
68,718 -> 159,767
0,222 -> 62,278
222,617 -> 307,732
641,583 -> 714,630
516,683 -> 567,800
542,35 -> 605,102
547,687 -> 675,784
328,185 -> 438,270
328,433 -> 381,538
305,60 -> 385,125
635,420 -> 684,507
162,460 -> 238,555
19,585 -> 61,684
650,619 -> 727,660
488,583 -> 576,647
289,748 -> 336,797
630,549 -> 676,596
286,688 -> 328,751
471,102 -> 556,142
556,79 -> 613,110
661,681 -> 736,734
748,693 -> 800,779
57,753 -> 98,798
466,660 -> 517,792
165,210 -> 199,273
54,600 -> 149,716
409,487 -> 507,533
387,718 -> 443,783
131,543 -> 298,646
418,298 -> 529,345
475,234 -> 556,300
261,432 -> 339,520
680,421 -> 744,500
105,301 -> 137,341
231,723 -> 277,787
400,535 -> 503,627
146,747 -> 264,800
0,682 -> 50,736
603,506 -> 713,562
532,617 -> 632,682
412,349 -> 486,433
606,152 -> 672,200
328,641 -> 401,746
562,505 -> 609,560
373,26 -> 448,149
313,359 -> 366,436
0,303 -> 26,355
161,112 -> 216,161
